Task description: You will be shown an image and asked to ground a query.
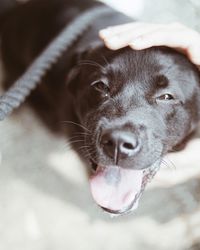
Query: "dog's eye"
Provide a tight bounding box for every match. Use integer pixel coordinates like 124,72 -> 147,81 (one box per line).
91,80 -> 110,96
157,94 -> 174,101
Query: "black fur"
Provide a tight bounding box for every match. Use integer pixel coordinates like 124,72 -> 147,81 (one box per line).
1,0 -> 200,170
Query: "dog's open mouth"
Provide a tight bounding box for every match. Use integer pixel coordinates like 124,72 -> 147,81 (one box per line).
89,161 -> 160,215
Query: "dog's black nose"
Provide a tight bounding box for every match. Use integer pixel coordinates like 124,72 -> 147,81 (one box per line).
100,130 -> 140,161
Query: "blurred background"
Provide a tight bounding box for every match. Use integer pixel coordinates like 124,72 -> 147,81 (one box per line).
1,0 -> 200,250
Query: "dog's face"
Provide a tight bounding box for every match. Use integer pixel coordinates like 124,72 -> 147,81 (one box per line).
68,46 -> 200,215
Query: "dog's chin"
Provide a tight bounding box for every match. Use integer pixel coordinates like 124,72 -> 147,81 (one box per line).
89,160 -> 161,216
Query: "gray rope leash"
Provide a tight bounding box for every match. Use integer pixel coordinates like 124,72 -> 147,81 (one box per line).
0,6 -> 113,121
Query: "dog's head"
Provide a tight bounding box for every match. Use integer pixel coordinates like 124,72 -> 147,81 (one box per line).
67,46 -> 200,215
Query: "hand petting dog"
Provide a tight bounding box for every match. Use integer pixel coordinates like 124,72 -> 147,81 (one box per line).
99,22 -> 200,66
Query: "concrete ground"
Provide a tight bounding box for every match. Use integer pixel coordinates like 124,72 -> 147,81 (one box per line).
1,0 -> 200,250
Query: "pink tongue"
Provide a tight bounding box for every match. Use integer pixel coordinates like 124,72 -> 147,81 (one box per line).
90,165 -> 143,212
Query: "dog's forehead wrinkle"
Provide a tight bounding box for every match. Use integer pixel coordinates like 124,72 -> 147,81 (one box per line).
108,49 -> 159,79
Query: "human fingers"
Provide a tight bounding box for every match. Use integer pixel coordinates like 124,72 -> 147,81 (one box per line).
129,23 -> 200,65
99,22 -> 164,50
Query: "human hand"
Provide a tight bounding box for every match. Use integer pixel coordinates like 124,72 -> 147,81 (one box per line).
99,22 -> 200,66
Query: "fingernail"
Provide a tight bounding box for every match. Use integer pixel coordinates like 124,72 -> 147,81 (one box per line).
99,29 -> 111,37
130,37 -> 143,47
108,36 -> 121,43
105,42 -> 120,50
105,39 -> 122,50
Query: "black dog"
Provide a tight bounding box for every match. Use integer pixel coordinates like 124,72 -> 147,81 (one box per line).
1,0 -> 200,215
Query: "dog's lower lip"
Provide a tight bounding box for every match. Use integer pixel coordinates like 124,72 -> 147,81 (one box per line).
100,206 -> 127,215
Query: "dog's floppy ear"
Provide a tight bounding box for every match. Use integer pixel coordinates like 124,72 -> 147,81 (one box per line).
66,49 -> 88,95
66,66 -> 81,96
66,41 -> 104,95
